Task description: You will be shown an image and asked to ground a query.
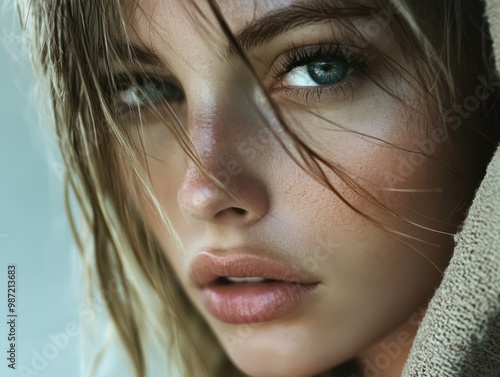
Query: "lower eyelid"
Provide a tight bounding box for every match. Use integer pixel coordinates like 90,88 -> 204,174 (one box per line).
275,66 -> 355,89
271,73 -> 362,105
114,101 -> 186,125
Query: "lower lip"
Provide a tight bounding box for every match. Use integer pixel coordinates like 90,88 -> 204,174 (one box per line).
201,281 -> 318,324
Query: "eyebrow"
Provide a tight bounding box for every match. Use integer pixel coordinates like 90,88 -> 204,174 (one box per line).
129,44 -> 166,67
227,0 -> 378,57
113,43 -> 169,70
120,0 -> 377,68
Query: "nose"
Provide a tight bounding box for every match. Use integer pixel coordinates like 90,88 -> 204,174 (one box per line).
177,107 -> 271,227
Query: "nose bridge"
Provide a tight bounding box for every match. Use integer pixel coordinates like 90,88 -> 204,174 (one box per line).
186,76 -> 256,171
189,102 -> 232,167
180,35 -> 259,160
176,84 -> 271,226
183,89 -> 253,194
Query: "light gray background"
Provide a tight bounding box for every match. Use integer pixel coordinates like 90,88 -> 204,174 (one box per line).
0,3 -> 84,377
0,2 -> 183,375
0,4 -> 133,377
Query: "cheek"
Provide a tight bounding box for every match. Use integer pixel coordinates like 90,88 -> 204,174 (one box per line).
275,152 -> 451,293
286,86 -> 466,229
125,126 -> 192,271
260,94 -> 455,341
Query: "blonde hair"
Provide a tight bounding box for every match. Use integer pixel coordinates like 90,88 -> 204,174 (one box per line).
16,0 -> 499,376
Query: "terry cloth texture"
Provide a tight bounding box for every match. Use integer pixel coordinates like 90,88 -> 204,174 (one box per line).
401,0 -> 500,376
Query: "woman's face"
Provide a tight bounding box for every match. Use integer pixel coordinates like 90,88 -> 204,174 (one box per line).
121,0 -> 476,376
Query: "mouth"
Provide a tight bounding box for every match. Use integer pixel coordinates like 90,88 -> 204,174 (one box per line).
190,250 -> 320,324
216,276 -> 274,284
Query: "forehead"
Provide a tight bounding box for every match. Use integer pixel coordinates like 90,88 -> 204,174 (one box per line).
131,0 -> 307,33
127,0 -> 379,51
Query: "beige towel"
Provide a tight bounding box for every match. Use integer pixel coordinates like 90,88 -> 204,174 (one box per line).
402,0 -> 500,375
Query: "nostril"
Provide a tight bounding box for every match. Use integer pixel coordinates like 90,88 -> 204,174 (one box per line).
232,207 -> 246,215
214,206 -> 247,219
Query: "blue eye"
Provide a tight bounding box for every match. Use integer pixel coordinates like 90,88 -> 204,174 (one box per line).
274,45 -> 364,89
309,60 -> 350,85
115,76 -> 184,108
284,59 -> 351,87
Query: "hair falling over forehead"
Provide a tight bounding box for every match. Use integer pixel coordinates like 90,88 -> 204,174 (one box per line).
16,0 -> 499,376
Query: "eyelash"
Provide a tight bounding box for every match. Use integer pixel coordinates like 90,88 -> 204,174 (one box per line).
271,44 -> 369,102
108,44 -> 369,115
109,74 -> 184,116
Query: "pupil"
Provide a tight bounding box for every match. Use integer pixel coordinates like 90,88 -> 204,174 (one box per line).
141,83 -> 163,104
306,60 -> 349,85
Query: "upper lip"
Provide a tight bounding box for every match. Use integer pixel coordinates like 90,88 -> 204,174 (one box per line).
190,247 -> 318,288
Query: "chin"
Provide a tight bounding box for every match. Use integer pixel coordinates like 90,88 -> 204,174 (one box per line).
220,329 -> 346,377
231,357 -> 330,377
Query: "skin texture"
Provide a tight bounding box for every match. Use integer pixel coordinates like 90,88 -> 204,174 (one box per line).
119,0 -> 481,376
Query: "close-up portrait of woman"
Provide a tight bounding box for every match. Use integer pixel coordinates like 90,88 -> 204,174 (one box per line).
7,0 -> 500,376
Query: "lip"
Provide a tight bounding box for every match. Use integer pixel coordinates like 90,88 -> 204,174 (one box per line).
190,248 -> 320,324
